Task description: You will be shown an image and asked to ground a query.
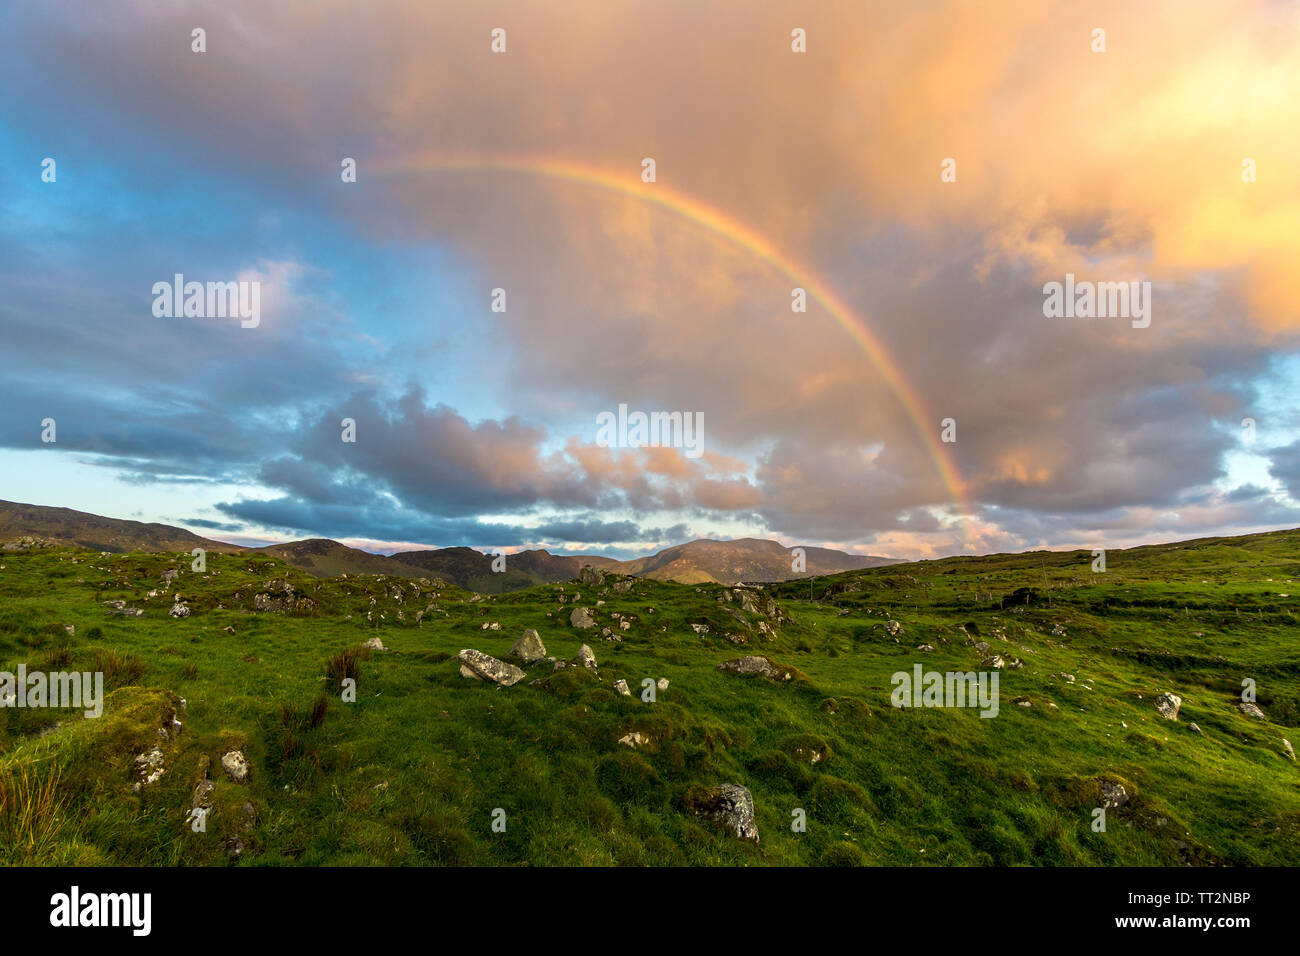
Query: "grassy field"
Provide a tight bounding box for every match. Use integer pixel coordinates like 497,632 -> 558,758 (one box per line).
1,528 -> 1298,866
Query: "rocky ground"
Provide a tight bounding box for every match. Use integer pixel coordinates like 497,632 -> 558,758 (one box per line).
1,529 -> 1297,865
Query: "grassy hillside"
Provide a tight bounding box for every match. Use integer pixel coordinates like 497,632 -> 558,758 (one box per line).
1,528 -> 1297,866
0,500 -> 239,555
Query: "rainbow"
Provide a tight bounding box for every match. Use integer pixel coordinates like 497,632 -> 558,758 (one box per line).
377,152 -> 974,550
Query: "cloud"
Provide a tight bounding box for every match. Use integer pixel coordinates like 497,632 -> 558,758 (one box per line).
2,0 -> 1298,558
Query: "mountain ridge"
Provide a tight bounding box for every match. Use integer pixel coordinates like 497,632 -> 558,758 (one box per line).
0,499 -> 894,588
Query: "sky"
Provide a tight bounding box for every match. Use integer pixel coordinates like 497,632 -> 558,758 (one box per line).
2,0 -> 1299,561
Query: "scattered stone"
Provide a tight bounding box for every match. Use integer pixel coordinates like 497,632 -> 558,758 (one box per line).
1099,780 -> 1129,810
364,636 -> 385,651
717,656 -> 795,681
507,629 -> 547,664
570,607 -> 596,629
613,679 -> 631,696
619,731 -> 652,749
103,600 -> 144,618
579,565 -> 606,586
916,643 -> 935,652
691,623 -> 710,634
884,620 -> 905,637
221,750 -> 249,783
689,783 -> 759,842
1188,722 -> 1203,735
458,648 -> 526,687
974,641 -> 991,655
1155,692 -> 1182,720
657,678 -> 669,691
1051,623 -> 1067,637
1283,739 -> 1296,762
574,644 -> 598,671
133,747 -> 166,790
190,779 -> 214,818
982,655 -> 1006,669
1238,701 -> 1266,719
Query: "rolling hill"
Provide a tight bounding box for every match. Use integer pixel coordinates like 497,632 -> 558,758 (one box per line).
604,537 -> 898,584
0,500 -> 240,555
0,500 -> 890,588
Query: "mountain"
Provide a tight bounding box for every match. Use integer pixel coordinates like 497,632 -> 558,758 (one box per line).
603,537 -> 898,584
250,539 -> 428,579
0,499 -> 894,588
387,546 -> 538,592
0,499 -> 240,555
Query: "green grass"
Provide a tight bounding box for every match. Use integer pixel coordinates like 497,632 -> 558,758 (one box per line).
0,528 -> 1298,866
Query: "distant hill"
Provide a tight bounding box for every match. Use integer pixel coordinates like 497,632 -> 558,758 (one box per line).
603,537 -> 898,584
0,500 -> 896,588
0,500 -> 240,555
250,539 -> 429,579
388,547 -> 556,592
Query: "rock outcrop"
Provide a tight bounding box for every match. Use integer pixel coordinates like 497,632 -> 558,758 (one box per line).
507,628 -> 547,663
1155,692 -> 1182,720
717,655 -> 796,681
458,649 -> 526,687
688,783 -> 759,842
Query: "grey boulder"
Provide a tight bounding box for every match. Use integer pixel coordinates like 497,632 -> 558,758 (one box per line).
458,649 -> 526,687
507,628 -> 547,664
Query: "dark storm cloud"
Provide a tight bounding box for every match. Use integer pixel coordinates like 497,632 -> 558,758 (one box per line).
3,0 -> 1298,557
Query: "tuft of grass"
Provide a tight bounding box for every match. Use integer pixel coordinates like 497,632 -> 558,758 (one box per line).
37,644 -> 73,670
0,761 -> 73,864
89,647 -> 146,688
324,645 -> 370,685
